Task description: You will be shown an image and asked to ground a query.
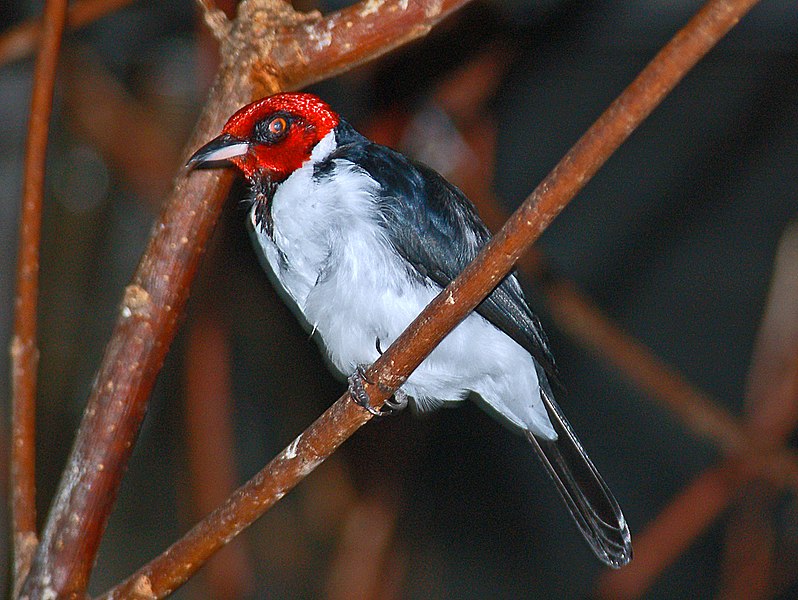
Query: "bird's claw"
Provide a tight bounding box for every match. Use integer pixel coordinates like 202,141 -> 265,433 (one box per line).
348,366 -> 408,417
384,388 -> 409,412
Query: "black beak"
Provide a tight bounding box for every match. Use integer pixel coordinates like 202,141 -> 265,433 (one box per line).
186,133 -> 250,170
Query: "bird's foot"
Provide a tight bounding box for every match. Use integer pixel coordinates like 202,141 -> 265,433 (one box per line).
348,366 -> 408,417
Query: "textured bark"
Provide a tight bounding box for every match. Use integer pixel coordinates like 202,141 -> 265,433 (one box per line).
11,0 -> 69,595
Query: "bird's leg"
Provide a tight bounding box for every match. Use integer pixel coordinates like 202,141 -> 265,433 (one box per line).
348,360 -> 408,418
348,366 -> 383,417
373,337 -> 409,413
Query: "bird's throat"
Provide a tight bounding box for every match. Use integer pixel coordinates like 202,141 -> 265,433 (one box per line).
250,172 -> 279,238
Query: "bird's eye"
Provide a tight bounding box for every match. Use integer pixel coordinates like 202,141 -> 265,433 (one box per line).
268,117 -> 287,137
254,115 -> 291,144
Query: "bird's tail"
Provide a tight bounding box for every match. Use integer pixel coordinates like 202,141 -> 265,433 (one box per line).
526,385 -> 632,568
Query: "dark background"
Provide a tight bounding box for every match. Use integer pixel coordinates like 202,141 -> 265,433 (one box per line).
1,0 -> 797,598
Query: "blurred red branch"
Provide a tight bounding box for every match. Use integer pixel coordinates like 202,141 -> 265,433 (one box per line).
62,48 -> 183,205
94,0 -> 762,597
596,461 -> 744,600
717,221 -> 798,598
0,0 -> 135,66
20,0 -> 474,598
10,0 -> 69,595
184,314 -> 254,600
542,276 -> 798,490
596,221 -> 798,598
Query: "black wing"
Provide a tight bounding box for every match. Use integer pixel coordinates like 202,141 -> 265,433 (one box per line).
326,123 -> 558,384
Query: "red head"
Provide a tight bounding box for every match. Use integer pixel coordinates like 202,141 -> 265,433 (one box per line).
187,93 -> 340,181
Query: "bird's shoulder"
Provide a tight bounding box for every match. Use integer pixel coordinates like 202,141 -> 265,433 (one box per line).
319,120 -> 489,278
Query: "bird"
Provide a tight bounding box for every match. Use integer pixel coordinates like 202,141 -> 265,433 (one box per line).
187,92 -> 632,568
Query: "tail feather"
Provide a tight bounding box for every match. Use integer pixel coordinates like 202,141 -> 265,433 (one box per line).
526,386 -> 632,568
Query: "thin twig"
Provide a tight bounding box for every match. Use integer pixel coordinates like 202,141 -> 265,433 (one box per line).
0,0 -> 135,67
97,0 -> 762,597
10,0 -> 69,595
20,0 -> 474,597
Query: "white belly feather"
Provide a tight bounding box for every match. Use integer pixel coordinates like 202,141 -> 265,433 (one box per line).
247,132 -> 556,439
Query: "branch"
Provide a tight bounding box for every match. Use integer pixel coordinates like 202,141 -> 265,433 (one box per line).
282,0 -> 477,90
20,0 -> 474,597
10,0 -> 69,595
0,0 -> 135,67
184,314 -> 254,599
97,0 -> 763,597
717,483 -> 775,600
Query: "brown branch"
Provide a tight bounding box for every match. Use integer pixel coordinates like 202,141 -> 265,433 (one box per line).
325,496 -> 403,600
716,484 -> 775,600
184,314 -> 253,599
10,0 -> 69,595
283,0 -> 474,91
95,0 -> 762,597
0,0 -> 135,67
19,0 -> 474,598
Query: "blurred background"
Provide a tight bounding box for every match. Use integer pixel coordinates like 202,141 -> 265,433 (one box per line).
2,0 -> 798,598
